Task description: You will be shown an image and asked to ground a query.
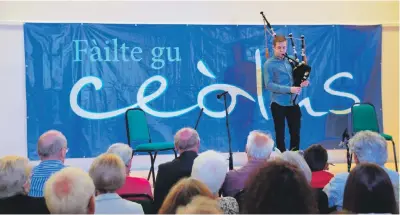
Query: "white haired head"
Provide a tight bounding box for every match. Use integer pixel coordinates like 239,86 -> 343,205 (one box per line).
106,143 -> 133,174
246,130 -> 275,160
44,167 -> 95,214
89,153 -> 126,193
349,130 -> 388,166
191,150 -> 228,195
274,151 -> 312,183
0,156 -> 31,198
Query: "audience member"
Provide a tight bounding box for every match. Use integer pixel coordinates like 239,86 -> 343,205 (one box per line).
323,130 -> 399,210
343,163 -> 398,214
276,151 -> 330,213
221,130 -> 274,197
158,177 -> 214,214
176,195 -> 223,214
44,167 -> 95,214
89,153 -> 144,214
106,143 -> 152,198
275,151 -> 312,182
153,127 -> 200,212
303,144 -> 334,189
241,160 -> 318,214
29,130 -> 67,197
0,155 -> 49,214
191,150 -> 239,214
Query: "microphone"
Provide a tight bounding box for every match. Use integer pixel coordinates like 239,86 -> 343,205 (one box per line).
217,91 -> 228,99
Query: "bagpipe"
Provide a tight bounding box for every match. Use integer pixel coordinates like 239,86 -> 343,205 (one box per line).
260,12 -> 312,103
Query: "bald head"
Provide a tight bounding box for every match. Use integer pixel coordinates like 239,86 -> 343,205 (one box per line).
246,130 -> 274,160
174,127 -> 200,153
37,130 -> 67,160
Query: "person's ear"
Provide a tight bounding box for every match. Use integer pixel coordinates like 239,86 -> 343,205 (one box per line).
353,154 -> 359,164
87,195 -> 95,214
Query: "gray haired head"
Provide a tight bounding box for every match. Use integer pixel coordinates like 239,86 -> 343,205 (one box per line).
37,130 -> 67,158
246,130 -> 275,159
106,143 -> 133,166
349,130 -> 388,166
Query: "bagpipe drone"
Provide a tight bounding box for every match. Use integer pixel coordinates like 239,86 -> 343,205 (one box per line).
260,11 -> 312,103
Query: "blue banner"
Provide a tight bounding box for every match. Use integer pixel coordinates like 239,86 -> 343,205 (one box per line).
24,23 -> 382,159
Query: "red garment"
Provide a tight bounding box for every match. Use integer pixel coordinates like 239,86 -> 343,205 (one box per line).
310,170 -> 334,189
116,176 -> 153,199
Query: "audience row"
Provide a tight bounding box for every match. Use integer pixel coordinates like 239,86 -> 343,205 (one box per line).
0,128 -> 398,214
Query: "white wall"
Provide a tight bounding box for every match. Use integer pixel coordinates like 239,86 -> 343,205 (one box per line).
0,1 -> 398,171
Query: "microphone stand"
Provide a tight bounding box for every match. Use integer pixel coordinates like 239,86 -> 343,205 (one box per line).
194,108 -> 204,130
222,93 -> 234,170
339,128 -> 351,172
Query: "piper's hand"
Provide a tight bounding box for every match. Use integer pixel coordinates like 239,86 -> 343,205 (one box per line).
290,87 -> 302,94
300,80 -> 310,87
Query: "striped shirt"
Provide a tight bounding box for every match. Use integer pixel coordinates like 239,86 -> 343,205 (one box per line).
28,160 -> 65,197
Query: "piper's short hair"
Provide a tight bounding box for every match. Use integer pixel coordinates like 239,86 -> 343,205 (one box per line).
273,35 -> 287,46
106,143 -> 133,166
89,153 -> 126,193
0,156 -> 31,198
349,130 -> 387,166
44,167 -> 95,214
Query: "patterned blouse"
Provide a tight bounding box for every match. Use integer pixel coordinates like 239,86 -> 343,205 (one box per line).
219,196 -> 239,214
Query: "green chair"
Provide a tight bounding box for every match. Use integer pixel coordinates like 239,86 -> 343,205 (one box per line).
125,108 -> 177,184
351,102 -> 398,171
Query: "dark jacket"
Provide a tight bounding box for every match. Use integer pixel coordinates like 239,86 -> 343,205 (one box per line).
0,194 -> 50,214
153,151 -> 198,213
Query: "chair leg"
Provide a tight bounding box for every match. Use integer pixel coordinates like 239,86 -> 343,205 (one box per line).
391,140 -> 398,172
173,149 -> 177,158
146,152 -> 158,185
147,152 -> 153,181
151,152 -> 158,185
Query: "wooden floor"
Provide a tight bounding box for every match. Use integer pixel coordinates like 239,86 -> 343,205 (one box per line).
129,162 -> 399,187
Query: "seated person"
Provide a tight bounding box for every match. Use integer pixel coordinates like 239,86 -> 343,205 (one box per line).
303,144 -> 334,189
241,160 -> 318,214
44,167 -> 95,214
221,130 -> 274,197
89,153 -> 144,214
29,130 -> 67,197
342,163 -> 398,214
0,155 -> 49,214
153,127 -> 200,212
192,150 -> 239,214
176,196 -> 223,214
323,131 -> 399,210
158,177 -> 215,214
106,143 -> 152,199
275,151 -> 330,213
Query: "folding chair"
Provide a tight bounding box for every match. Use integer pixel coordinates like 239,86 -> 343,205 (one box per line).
351,102 -> 398,171
125,108 -> 177,185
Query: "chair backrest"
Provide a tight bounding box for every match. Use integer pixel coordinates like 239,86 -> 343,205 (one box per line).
119,193 -> 154,214
351,103 -> 380,133
125,108 -> 151,144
